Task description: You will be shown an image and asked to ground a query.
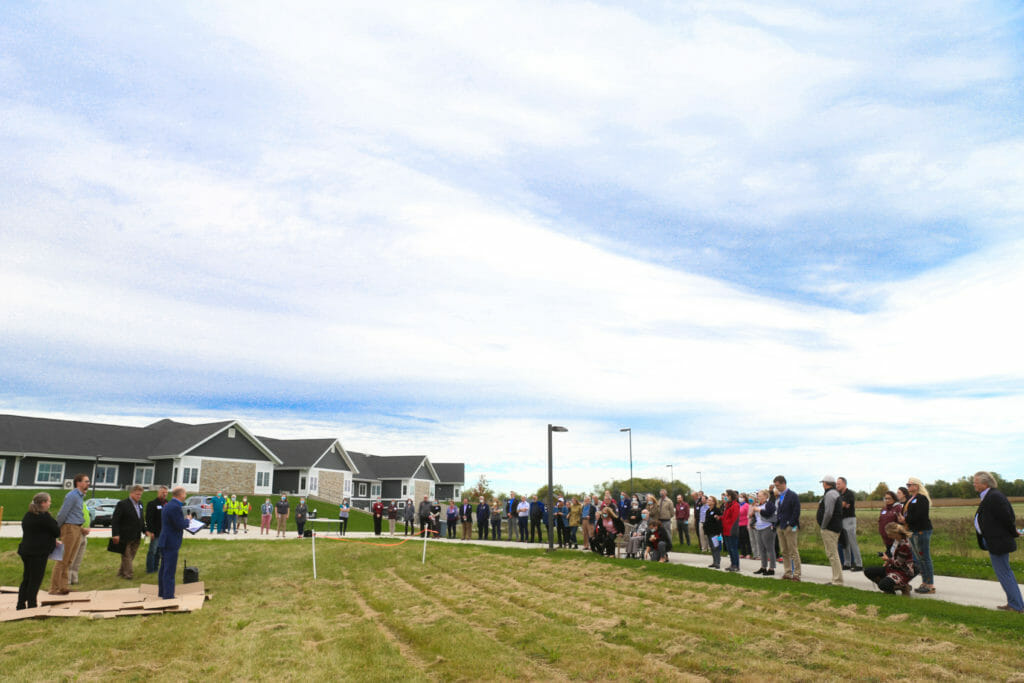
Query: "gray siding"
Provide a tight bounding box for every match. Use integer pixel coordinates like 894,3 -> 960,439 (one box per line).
317,448 -> 350,472
273,470 -> 299,495
382,481 -> 401,499
154,460 -> 174,487
17,457 -> 91,487
187,429 -> 269,462
412,463 -> 430,480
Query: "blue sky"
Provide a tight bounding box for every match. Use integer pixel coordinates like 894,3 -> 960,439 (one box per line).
3,1 -> 1024,496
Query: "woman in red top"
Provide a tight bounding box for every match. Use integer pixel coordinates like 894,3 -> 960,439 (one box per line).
721,490 -> 741,572
877,491 -> 902,554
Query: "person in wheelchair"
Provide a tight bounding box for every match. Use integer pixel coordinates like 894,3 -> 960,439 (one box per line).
624,510 -> 651,559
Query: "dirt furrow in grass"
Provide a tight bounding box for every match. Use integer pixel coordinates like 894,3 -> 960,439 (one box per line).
502,562 -> 1008,680
341,567 -> 439,680
382,566 -> 573,682
455,561 -> 710,681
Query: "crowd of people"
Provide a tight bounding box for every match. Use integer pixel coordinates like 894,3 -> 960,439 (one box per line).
14,471 -> 1022,614
15,475 -> 193,609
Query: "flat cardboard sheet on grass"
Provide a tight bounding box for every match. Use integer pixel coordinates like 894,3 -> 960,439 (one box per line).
0,582 -> 206,621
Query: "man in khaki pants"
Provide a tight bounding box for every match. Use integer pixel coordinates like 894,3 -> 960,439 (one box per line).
773,475 -> 802,581
50,474 -> 91,594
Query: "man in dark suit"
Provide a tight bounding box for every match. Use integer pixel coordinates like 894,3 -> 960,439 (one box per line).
158,487 -> 189,599
773,475 -> 802,582
111,485 -> 147,580
144,486 -> 168,574
973,471 -> 1023,612
475,497 -> 490,540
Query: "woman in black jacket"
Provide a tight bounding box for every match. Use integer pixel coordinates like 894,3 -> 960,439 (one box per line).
703,496 -> 724,569
18,492 -> 61,610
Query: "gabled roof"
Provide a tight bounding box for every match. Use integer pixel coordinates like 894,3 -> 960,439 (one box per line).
144,419 -> 235,456
258,436 -> 355,471
346,452 -> 438,482
346,451 -> 378,481
0,414 -> 281,465
145,419 -> 281,465
0,414 -> 148,460
433,462 -> 465,485
371,455 -> 433,479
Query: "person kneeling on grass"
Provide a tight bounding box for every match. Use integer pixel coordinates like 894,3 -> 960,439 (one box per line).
864,523 -> 916,596
647,517 -> 670,563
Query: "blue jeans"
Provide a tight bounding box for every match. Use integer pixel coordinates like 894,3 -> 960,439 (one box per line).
725,534 -> 740,568
910,530 -> 934,583
990,552 -> 1024,611
145,534 -> 162,574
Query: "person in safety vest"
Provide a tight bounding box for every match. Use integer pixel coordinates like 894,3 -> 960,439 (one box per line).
225,494 -> 238,534
236,496 -> 250,533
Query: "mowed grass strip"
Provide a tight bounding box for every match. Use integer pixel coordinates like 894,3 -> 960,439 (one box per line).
2,538 -> 1023,681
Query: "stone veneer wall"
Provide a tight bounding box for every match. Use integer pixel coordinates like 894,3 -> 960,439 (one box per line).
414,480 -> 431,501
319,470 -> 345,504
201,460 -> 257,494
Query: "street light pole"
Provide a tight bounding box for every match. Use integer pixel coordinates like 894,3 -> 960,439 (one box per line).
547,424 -> 568,553
697,471 -> 703,491
666,464 -> 674,487
620,428 -> 633,496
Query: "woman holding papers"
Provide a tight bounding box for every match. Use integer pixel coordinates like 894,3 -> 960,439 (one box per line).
18,492 -> 61,610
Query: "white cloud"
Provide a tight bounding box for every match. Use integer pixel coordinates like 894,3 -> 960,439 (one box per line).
2,0 -> 1023,496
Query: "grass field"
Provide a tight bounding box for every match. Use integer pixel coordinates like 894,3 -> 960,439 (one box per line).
0,489 -> 376,533
2,537 -> 1023,681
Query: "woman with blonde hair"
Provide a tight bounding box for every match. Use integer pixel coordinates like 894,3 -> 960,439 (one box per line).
864,522 -> 915,595
898,477 -> 935,593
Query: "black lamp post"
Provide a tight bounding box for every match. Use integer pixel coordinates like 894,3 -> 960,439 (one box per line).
547,424 -> 567,552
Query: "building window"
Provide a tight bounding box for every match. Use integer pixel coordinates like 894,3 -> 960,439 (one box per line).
182,467 -> 199,485
300,476 -> 307,491
92,464 -> 117,486
344,478 -> 351,495
134,466 -> 155,487
371,484 -> 381,497
309,476 -> 318,493
256,471 -> 270,487
36,461 -> 65,485
402,484 -> 408,496
173,467 -> 178,483
228,427 -> 236,438
358,483 -> 367,497
0,458 -> 6,483
454,487 -> 460,498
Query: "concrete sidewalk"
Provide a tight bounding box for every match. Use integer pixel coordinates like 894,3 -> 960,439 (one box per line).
4,522 -> 1019,612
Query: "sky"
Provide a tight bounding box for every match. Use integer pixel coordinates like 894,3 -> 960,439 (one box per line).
3,1 -> 1024,497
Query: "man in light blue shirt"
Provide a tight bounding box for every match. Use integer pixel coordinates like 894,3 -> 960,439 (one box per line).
49,473 -> 91,594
